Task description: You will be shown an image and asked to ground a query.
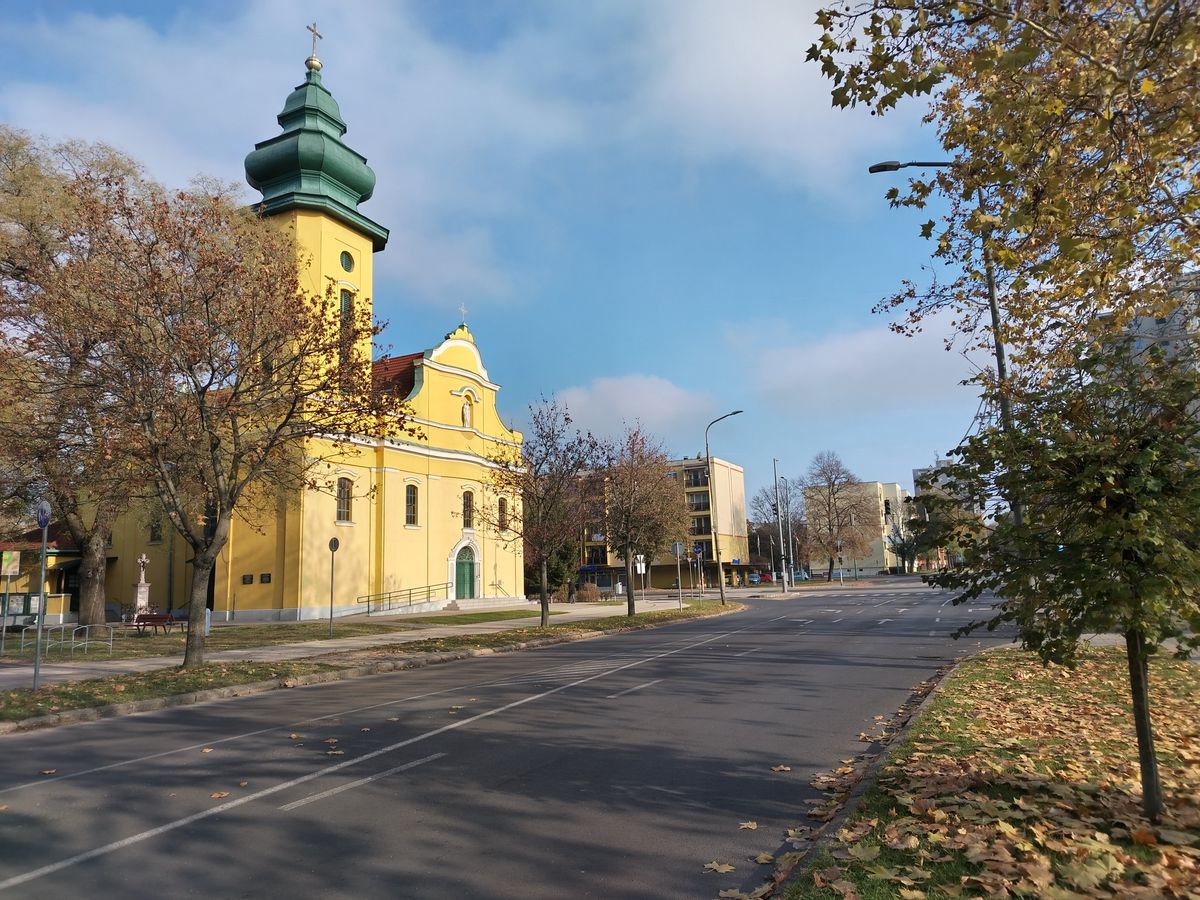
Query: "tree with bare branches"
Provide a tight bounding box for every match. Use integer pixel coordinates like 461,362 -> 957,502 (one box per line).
801,451 -> 877,581
69,179 -> 406,667
0,127 -> 150,625
479,399 -> 604,627
603,425 -> 690,616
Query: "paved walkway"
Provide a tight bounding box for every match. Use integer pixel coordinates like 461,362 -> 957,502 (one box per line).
0,597 -> 701,691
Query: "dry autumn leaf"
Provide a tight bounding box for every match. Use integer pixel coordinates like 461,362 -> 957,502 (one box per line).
201,748 -> 213,754
327,749 -> 345,756
739,821 -> 758,830
288,733 -> 301,739
210,792 -> 229,799
753,852 -> 775,864
703,861 -> 735,874
718,891 -> 750,899
39,770 -> 56,776
238,781 -> 249,787
771,765 -> 792,772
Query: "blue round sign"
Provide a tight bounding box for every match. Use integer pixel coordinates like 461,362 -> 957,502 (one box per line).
36,500 -> 51,530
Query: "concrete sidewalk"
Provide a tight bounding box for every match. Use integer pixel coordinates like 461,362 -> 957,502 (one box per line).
0,597 -> 697,691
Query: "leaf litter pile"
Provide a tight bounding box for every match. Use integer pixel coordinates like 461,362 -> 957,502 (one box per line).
785,647 -> 1200,899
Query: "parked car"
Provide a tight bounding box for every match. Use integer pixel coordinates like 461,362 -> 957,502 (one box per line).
759,572 -> 773,583
747,572 -> 762,585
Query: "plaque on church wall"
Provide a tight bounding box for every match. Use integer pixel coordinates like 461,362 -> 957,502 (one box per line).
260,573 -> 272,584
242,574 -> 253,585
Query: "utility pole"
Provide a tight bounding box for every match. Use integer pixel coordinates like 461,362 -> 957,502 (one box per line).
773,458 -> 786,594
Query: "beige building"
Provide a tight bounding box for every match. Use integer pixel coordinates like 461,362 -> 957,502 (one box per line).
579,456 -> 748,592
806,481 -> 909,575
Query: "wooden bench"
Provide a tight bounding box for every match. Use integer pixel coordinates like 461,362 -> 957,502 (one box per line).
132,613 -> 187,635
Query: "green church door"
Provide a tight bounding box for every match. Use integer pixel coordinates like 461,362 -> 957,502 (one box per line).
455,547 -> 476,600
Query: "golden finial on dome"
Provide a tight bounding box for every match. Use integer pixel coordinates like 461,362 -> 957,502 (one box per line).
305,22 -> 323,71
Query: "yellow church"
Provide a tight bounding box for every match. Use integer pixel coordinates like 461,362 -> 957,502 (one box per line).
24,48 -> 527,624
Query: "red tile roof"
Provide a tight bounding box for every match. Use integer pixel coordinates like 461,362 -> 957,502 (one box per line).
373,351 -> 423,400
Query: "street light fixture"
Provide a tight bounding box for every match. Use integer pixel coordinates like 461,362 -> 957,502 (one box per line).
706,410 -> 743,605
868,159 -> 1024,531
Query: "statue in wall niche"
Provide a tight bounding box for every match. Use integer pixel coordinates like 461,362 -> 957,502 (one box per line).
462,400 -> 472,428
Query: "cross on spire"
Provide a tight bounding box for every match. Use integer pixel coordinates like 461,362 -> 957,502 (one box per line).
459,303 -> 468,323
307,22 -> 323,58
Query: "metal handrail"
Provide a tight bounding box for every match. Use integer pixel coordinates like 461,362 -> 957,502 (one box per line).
357,582 -> 452,615
72,624 -> 115,654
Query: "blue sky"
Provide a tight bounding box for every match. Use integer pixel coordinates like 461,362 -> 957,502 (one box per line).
0,0 -> 983,502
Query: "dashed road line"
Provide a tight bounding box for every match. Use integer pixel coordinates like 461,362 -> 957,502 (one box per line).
605,679 -> 663,700
280,753 -> 445,811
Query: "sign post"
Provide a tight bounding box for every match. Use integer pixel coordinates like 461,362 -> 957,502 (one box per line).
671,542 -> 684,610
32,501 -> 50,690
634,554 -> 646,605
328,537 -> 340,638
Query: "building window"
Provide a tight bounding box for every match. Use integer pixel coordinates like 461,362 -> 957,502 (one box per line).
339,289 -> 354,371
340,250 -> 355,272
148,515 -> 163,543
687,492 -> 710,512
405,484 -> 418,526
498,497 -> 508,530
336,477 -> 353,522
684,467 -> 709,488
462,491 -> 474,529
585,546 -> 607,566
690,515 -> 712,536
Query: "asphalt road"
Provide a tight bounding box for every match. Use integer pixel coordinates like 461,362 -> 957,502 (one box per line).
0,580 -> 1012,899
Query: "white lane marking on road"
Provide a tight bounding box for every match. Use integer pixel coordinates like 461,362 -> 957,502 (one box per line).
897,609 -> 910,614
0,619 -> 762,892
279,753 -> 445,811
935,617 -> 941,623
790,619 -> 813,624
734,647 -> 763,657
877,619 -> 894,625
605,679 -> 663,700
821,609 -> 841,613
831,618 -> 844,624
928,630 -> 938,636
940,597 -> 953,607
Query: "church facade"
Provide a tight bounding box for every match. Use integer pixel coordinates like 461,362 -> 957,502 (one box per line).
31,50 -> 526,623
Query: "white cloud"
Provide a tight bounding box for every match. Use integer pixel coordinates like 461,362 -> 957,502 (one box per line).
624,0 -> 924,191
744,316 -> 983,414
555,374 -> 715,450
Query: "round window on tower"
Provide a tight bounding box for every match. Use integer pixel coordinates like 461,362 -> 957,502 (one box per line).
340,251 -> 355,273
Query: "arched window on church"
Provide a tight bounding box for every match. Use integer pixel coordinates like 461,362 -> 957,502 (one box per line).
336,477 -> 353,523
405,484 -> 418,526
462,491 -> 474,529
498,497 -> 508,531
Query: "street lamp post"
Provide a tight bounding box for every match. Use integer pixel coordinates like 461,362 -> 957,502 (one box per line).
706,410 -> 743,605
868,160 -> 1023,531
772,458 -> 787,594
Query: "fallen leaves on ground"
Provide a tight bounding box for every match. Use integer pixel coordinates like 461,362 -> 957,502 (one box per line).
772,765 -> 792,773
209,791 -> 229,799
39,769 -> 56,775
796,648 -> 1200,898
201,747 -> 213,753
704,861 -> 736,873
741,821 -> 759,830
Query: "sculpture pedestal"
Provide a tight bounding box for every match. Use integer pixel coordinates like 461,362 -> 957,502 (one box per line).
132,581 -> 151,614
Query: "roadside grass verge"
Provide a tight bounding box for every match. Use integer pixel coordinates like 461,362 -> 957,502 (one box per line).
0,661 -> 336,721
0,602 -> 739,724
332,601 -> 736,657
785,646 -> 1200,899
0,621 -> 411,663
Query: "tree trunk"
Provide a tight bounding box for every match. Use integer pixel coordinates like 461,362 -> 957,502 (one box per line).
183,554 -> 215,669
625,548 -> 636,617
1125,628 -> 1164,823
827,557 -> 835,581
539,559 -> 549,628
77,532 -> 110,626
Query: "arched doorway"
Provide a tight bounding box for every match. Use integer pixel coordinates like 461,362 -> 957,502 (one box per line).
455,546 -> 476,600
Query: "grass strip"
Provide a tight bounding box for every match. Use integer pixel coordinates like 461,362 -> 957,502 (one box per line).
356,601 -> 734,656
784,646 -> 1200,899
0,621 -> 411,663
0,661 -> 336,721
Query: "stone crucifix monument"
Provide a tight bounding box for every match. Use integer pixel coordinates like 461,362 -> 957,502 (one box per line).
133,553 -> 151,614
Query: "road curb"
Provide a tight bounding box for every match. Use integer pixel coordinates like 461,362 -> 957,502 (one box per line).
768,649 -> 976,897
0,603 -> 745,735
